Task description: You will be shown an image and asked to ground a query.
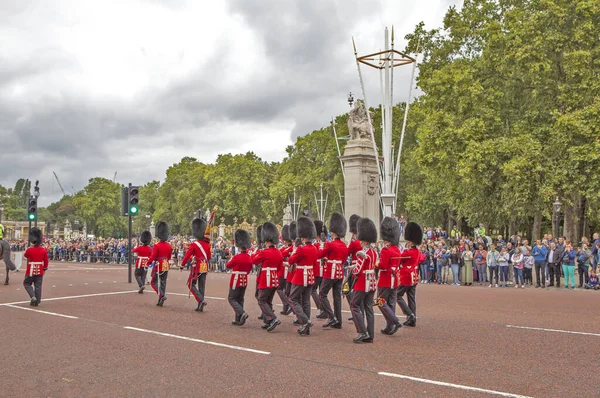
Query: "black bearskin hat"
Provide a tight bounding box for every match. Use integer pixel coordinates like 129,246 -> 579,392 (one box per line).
357,217 -> 377,243
313,220 -> 328,237
349,214 -> 361,235
140,231 -> 152,245
192,218 -> 207,240
29,227 -> 42,246
234,229 -> 251,250
256,225 -> 263,245
281,225 -> 291,242
261,222 -> 279,244
380,217 -> 400,246
156,221 -> 169,242
329,212 -> 347,237
404,222 -> 423,245
289,221 -> 297,240
297,216 -> 317,240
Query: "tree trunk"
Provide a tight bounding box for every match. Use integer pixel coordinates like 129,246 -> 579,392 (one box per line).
508,220 -> 516,239
562,200 -> 578,242
577,195 -> 586,241
532,210 -> 542,242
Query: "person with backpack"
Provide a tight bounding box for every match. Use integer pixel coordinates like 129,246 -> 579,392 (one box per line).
474,245 -> 488,286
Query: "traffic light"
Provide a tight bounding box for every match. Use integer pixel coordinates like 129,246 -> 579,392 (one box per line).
128,185 -> 139,216
28,196 -> 37,221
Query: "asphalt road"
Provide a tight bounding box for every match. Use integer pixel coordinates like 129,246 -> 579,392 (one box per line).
1,262 -> 598,397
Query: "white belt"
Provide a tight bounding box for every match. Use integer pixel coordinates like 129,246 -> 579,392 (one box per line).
326,260 -> 342,278
283,262 -> 289,278
232,271 -> 248,289
29,262 -> 43,275
262,267 -> 278,286
297,265 -> 312,286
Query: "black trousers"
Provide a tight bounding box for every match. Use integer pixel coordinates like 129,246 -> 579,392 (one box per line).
290,284 -> 312,324
578,263 -> 589,286
377,287 -> 398,328
258,288 -> 277,322
548,263 -> 561,287
188,272 -> 207,303
523,268 -> 533,284
311,276 -> 323,311
134,267 -> 148,288
534,261 -> 546,287
320,278 -> 343,323
488,266 -> 499,285
24,275 -> 43,303
397,285 -> 417,318
351,290 -> 375,338
276,277 -> 291,311
151,270 -> 168,298
228,286 -> 246,322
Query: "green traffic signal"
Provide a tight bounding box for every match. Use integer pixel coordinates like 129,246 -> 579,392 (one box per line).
130,206 -> 138,214
28,213 -> 36,221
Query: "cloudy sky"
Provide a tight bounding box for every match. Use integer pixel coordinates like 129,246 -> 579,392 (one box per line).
1,0 -> 461,206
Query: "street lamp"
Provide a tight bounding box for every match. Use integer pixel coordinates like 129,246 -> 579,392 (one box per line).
33,181 -> 40,228
0,203 -> 4,223
553,197 -> 561,238
347,92 -> 354,108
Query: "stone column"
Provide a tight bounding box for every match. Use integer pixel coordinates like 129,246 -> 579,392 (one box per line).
218,218 -> 226,238
340,138 -> 380,240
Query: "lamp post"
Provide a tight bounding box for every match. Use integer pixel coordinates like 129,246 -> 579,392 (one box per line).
0,203 -> 4,223
347,92 -> 354,108
553,197 -> 561,238
145,213 -> 151,232
74,220 -> 80,238
33,181 -> 40,229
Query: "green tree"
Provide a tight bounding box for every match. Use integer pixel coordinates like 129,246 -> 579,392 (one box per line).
73,178 -> 125,237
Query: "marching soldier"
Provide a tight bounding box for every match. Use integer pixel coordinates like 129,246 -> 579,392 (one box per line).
318,212 -> 348,329
349,217 -> 378,343
397,222 -> 424,327
344,214 -> 362,321
226,229 -> 253,326
376,217 -> 403,335
288,216 -> 318,336
148,221 -> 172,307
312,220 -> 327,319
181,218 -> 212,312
22,228 -> 48,306
283,221 -> 297,317
252,225 -> 264,320
252,222 -> 283,332
132,231 -> 152,293
277,225 -> 293,315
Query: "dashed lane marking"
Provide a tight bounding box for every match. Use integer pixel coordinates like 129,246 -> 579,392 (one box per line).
123,326 -> 271,355
378,372 -> 532,398
506,324 -> 600,337
4,304 -> 79,320
0,290 -> 139,306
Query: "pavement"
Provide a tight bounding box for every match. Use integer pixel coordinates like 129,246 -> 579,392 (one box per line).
1,262 -> 598,397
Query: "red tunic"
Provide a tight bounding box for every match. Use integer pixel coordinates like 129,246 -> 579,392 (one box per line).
181,239 -> 212,274
132,245 -> 152,268
253,246 -> 283,289
288,244 -> 318,286
226,252 -> 253,289
399,246 -> 420,287
23,246 -> 49,277
347,239 -> 362,266
318,239 -> 349,280
147,241 -> 173,272
279,245 -> 293,279
285,245 -> 298,283
352,247 -> 377,292
377,245 -> 401,289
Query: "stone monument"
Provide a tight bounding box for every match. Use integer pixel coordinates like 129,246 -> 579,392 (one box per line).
283,204 -> 293,226
340,99 -> 380,239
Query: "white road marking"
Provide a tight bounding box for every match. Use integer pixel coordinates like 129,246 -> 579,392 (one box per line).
378,372 -> 531,398
69,284 -> 73,286
506,324 -> 600,337
124,326 -> 270,355
0,290 -> 139,306
5,304 -> 79,320
168,292 -> 226,300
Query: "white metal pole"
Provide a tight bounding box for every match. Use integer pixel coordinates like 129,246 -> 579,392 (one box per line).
393,58 -> 418,199
331,118 -> 345,180
353,38 -> 384,189
383,28 -> 392,195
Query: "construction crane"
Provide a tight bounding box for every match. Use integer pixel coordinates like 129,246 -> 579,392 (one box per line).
113,171 -> 118,182
52,171 -> 67,196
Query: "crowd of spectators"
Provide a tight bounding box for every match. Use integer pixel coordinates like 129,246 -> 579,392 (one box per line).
416,226 -> 599,290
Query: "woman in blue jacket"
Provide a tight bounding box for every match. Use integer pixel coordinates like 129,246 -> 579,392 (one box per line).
561,242 -> 577,289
